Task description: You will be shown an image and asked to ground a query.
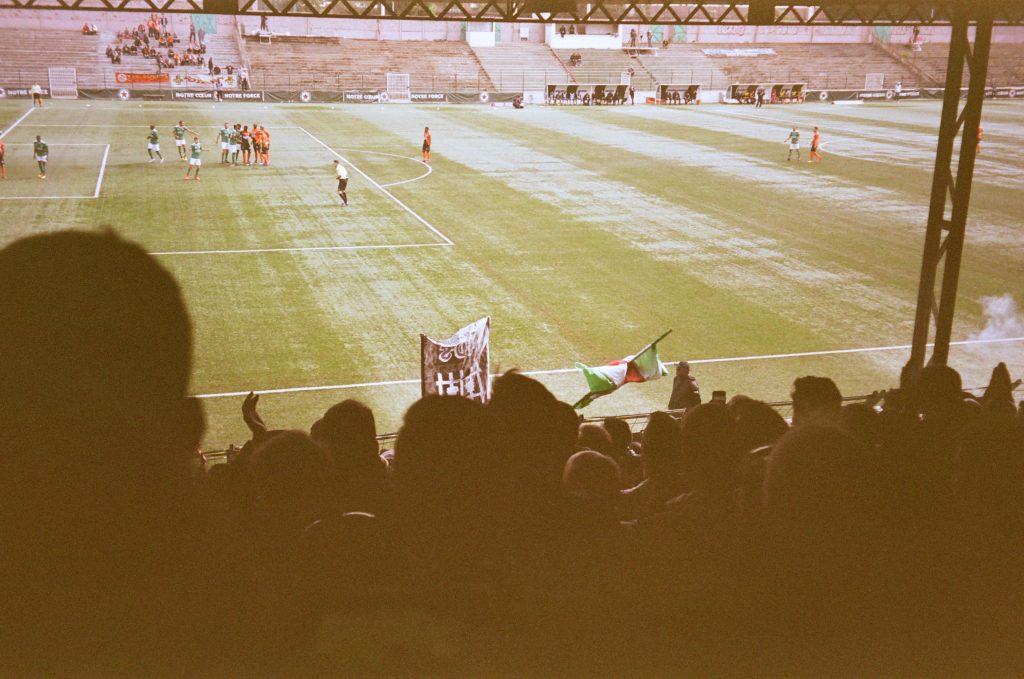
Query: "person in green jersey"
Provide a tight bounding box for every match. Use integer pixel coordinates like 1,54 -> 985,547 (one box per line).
173,120 -> 197,160
33,135 -> 48,179
184,136 -> 203,181
229,124 -> 241,166
146,125 -> 164,163
785,127 -> 801,161
218,123 -> 231,164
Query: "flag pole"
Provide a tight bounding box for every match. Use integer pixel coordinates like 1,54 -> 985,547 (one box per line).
634,329 -> 672,358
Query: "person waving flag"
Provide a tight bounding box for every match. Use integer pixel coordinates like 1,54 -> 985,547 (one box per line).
574,331 -> 671,409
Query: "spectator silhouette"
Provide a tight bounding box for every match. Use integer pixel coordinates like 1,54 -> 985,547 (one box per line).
0,230 -> 233,674
668,360 -> 701,411
791,375 -> 842,426
311,399 -> 388,513
621,410 -> 684,520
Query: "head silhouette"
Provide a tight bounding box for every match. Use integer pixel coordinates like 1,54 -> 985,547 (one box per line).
0,229 -> 202,462
791,376 -> 842,427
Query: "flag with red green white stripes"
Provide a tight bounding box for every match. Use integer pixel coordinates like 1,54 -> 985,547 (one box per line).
573,331 -> 672,409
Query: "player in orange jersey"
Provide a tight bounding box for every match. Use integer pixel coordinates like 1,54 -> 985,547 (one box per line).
809,126 -> 823,162
259,125 -> 271,166
422,126 -> 431,163
0,132 -> 6,179
976,125 -> 983,154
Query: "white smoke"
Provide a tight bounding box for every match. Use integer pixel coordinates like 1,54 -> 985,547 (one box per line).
968,294 -> 1024,342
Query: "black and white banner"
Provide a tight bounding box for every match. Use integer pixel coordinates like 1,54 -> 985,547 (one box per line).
420,317 -> 491,403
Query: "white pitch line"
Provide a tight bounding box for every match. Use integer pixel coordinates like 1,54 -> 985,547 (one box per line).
342,148 -> 432,187
4,142 -> 110,146
27,124 -> 302,129
297,125 -> 453,246
0,107 -> 34,139
193,335 -> 1024,399
0,195 -> 98,201
151,242 -> 449,256
93,144 -> 110,198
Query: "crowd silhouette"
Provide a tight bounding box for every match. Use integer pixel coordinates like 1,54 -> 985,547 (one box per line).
1,229 -> 1022,675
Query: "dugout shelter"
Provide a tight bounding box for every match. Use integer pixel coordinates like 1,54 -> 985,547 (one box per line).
656,84 -> 701,104
545,83 -> 628,105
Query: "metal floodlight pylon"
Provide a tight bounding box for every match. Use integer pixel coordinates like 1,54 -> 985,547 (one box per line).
906,2 -> 993,378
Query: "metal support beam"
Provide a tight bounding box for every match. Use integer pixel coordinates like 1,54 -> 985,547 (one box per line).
907,3 -> 992,376
0,0 -> 1021,24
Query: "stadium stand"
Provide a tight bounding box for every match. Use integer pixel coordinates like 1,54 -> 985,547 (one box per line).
907,42 -> 1024,85
0,28 -> 107,89
636,44 -> 731,90
243,36 -> 494,91
0,14 -> 242,89
2,230 -> 1023,676
472,44 -> 572,92
553,48 -> 658,89
690,42 -> 924,89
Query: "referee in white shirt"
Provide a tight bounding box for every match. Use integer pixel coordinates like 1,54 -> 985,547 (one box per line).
333,160 -> 348,207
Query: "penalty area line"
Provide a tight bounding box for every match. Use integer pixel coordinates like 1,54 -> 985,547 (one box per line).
151,242 -> 450,256
0,107 -> 35,140
94,144 -> 110,198
193,335 -> 1024,399
297,126 -> 452,246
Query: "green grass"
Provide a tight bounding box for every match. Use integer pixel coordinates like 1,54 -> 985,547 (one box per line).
1,98 -> 1021,448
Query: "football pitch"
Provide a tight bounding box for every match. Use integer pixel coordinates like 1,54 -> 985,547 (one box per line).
1,98 -> 1022,448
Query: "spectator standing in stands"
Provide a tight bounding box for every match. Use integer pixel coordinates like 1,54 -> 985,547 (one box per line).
646,30 -> 653,47
894,80 -> 902,101
422,126 -> 431,163
260,15 -> 269,33
29,83 -> 43,108
668,361 -> 701,411
559,25 -> 566,39
333,160 -> 348,207
208,56 -> 215,74
791,375 -> 842,427
198,25 -> 206,45
189,21 -> 196,44
629,28 -> 637,47
239,67 -> 250,91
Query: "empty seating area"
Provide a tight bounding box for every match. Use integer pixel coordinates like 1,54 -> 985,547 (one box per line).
472,44 -> 571,92
553,48 -> 657,89
0,28 -> 107,88
243,37 -> 493,91
637,44 -> 730,89
694,42 -> 922,89
907,42 -> 1024,85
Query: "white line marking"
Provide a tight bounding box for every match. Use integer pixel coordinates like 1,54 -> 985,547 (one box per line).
334,147 -> 433,187
152,242 -> 449,256
4,142 -> 110,146
193,336 -> 1024,399
0,107 -> 34,139
0,195 -> 98,201
26,124 -> 302,129
297,126 -> 453,245
93,144 -> 110,198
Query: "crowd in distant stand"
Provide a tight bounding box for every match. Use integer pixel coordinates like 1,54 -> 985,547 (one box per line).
1,229 -> 1023,676
104,14 -> 207,70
